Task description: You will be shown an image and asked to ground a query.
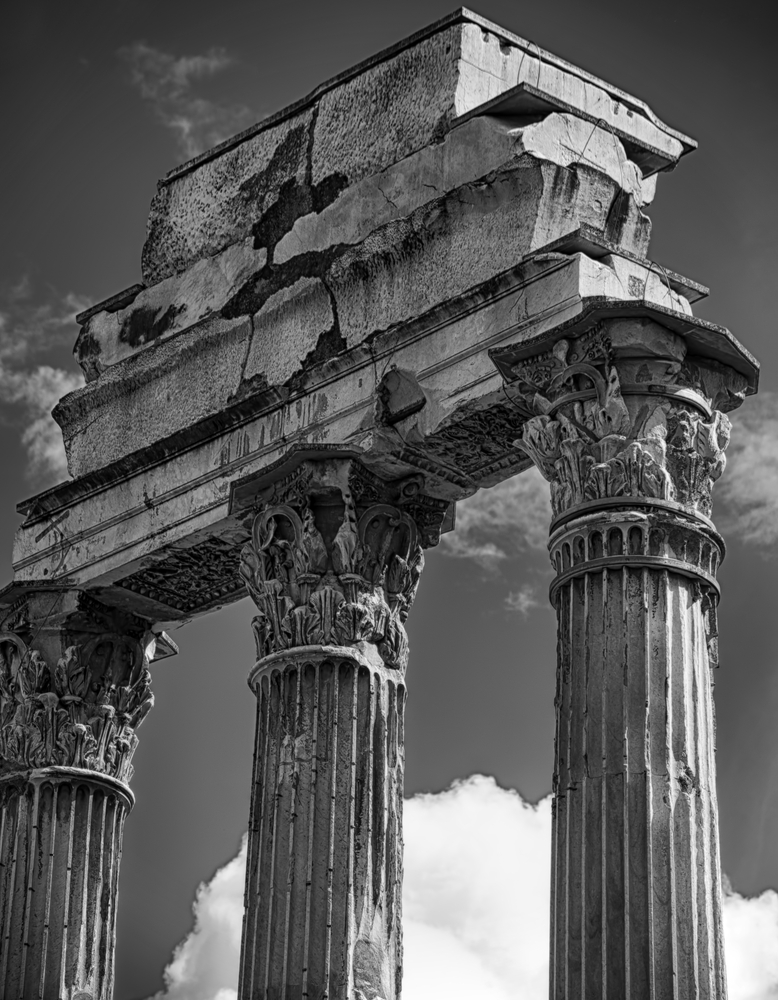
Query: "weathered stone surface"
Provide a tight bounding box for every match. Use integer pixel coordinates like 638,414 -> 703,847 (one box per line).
455,20 -> 688,162
276,112 -> 655,268
54,251 -> 702,483
0,769 -> 131,1000
309,25 -> 461,189
142,111 -> 312,285
327,157 -> 650,350
76,239 -> 266,379
137,10 -> 692,289
0,13 -> 758,1000
60,315 -> 253,479
549,511 -> 727,999
80,111 -> 655,394
243,277 -> 336,388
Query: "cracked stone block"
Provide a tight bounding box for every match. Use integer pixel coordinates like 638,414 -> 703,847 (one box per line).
142,110 -> 312,285
58,316 -> 253,478
243,277 -> 336,389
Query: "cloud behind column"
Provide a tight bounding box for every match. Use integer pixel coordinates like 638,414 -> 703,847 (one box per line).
145,776 -> 778,1000
717,392 -> 778,550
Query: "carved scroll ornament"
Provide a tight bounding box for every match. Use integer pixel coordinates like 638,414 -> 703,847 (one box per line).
512,332 -> 735,519
0,631 -> 153,784
240,487 -> 424,672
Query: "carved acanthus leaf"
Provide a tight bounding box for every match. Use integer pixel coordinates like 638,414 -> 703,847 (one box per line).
240,486 -> 425,672
513,333 -> 733,518
0,631 -> 153,783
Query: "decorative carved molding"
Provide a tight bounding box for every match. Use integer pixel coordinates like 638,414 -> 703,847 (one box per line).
424,400 -> 532,480
512,331 -> 740,519
240,464 -> 429,671
0,630 -> 153,784
118,532 -> 248,613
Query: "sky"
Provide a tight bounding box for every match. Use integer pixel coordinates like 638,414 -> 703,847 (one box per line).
1,2 -> 777,998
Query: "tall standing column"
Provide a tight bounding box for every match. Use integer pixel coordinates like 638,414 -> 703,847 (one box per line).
236,459 -> 443,1000
499,319 -> 751,999
0,593 -> 153,1000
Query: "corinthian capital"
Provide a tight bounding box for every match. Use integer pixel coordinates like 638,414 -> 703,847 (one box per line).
239,460 -> 445,671
0,629 -> 153,784
501,320 -> 747,520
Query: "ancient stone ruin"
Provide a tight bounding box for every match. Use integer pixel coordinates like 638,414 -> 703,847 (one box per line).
0,9 -> 759,999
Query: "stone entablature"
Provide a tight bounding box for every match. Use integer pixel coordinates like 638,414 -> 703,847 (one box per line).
10,257 -> 755,629
59,11 -> 696,491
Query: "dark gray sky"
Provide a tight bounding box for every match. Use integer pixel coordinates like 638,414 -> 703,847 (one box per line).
1,2 -> 776,997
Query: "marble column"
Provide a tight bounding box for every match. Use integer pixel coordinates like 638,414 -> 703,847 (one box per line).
236,459 -> 441,1000
506,319 -> 749,999
0,592 -> 153,1000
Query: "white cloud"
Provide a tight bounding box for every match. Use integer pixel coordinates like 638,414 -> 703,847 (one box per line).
0,282 -> 87,484
717,392 -> 778,549
1,365 -> 83,480
441,466 -> 552,565
403,777 -> 551,1000
504,583 -> 542,616
147,837 -> 246,1000
120,43 -> 257,159
146,774 -> 778,1000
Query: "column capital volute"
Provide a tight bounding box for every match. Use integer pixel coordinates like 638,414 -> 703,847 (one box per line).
0,591 -> 156,787
489,316 -> 757,524
239,457 -> 445,673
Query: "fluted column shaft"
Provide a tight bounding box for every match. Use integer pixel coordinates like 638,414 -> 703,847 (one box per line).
0,768 -> 131,999
240,648 -> 405,1000
236,458 -> 437,1000
548,509 -> 726,998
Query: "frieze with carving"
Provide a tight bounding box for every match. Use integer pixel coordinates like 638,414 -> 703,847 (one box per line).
423,400 -> 534,481
511,332 -> 736,519
0,630 -> 153,784
118,532 -> 248,613
240,482 -> 424,672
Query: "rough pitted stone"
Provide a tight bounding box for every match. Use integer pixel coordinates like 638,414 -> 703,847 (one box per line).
238,458 -> 431,999
142,111 -> 312,285
243,277 -> 336,388
137,10 -> 691,290
60,315 -> 253,479
77,239 -> 266,378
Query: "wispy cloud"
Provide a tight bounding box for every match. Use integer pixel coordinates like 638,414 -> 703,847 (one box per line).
0,280 -> 87,484
441,467 -> 552,565
505,583 -> 542,616
120,43 -> 257,159
144,776 -> 778,1000
717,392 -> 778,549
